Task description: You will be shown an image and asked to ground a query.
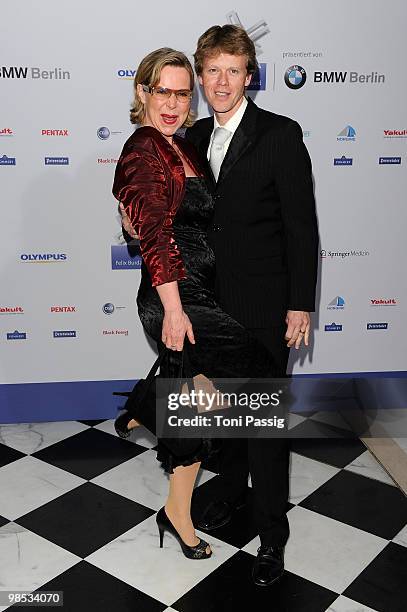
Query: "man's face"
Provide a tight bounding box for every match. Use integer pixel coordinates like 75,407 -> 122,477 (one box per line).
198,52 -> 252,125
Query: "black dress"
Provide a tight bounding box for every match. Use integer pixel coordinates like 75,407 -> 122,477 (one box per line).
136,177 -> 276,473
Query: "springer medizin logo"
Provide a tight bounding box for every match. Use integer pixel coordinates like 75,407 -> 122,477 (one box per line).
284,65 -> 306,89
370,298 -> 397,306
45,157 -> 69,165
337,125 -> 356,142
0,306 -> 24,315
334,155 -> 353,166
53,330 -> 77,338
0,155 -> 16,165
111,245 -> 142,270
367,323 -> 388,330
325,322 -> 343,332
379,157 -> 401,165
20,253 -> 67,263
327,296 -> 345,310
7,330 -> 27,340
320,248 -> 370,259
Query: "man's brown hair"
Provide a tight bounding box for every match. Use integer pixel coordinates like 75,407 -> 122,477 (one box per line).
194,25 -> 258,76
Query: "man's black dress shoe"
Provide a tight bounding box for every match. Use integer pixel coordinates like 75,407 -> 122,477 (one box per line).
197,499 -> 245,531
252,545 -> 284,587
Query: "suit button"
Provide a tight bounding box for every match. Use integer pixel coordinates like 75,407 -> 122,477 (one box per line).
211,224 -> 222,232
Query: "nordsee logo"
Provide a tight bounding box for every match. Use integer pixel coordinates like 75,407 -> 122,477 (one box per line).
327,296 -> 345,310
111,245 -> 142,270
117,69 -> 136,79
247,63 -> 267,91
334,155 -> 353,166
379,157 -> 401,165
45,157 -> 69,165
337,125 -> 356,141
20,253 -> 67,263
367,323 -> 388,330
325,322 -> 343,332
53,330 -> 77,338
284,65 -> 306,89
0,155 -> 16,165
7,330 -> 27,340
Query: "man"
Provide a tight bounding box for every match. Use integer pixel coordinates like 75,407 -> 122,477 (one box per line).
121,25 -> 318,586
186,25 -> 318,586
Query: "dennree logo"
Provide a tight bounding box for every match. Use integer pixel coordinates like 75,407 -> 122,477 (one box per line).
379,157 -> 401,165
45,157 -> 69,165
367,323 -> 388,330
53,330 -> 77,338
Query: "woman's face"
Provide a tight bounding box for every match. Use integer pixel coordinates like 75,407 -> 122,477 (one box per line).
137,65 -> 191,141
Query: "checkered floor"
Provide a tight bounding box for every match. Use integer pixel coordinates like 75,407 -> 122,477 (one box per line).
0,412 -> 406,612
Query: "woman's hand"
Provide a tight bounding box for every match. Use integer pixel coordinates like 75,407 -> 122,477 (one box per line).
119,202 -> 138,239
162,308 -> 195,351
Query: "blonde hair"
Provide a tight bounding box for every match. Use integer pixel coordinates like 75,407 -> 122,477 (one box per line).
130,47 -> 195,127
194,25 -> 258,76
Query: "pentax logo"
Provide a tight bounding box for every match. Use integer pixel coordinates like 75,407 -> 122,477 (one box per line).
41,129 -> 69,136
0,306 -> 24,315
50,306 -> 76,313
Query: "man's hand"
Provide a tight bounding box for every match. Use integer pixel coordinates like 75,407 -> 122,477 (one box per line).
119,202 -> 138,239
285,310 -> 311,349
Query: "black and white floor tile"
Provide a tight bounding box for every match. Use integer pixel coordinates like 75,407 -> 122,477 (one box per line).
0,415 -> 406,612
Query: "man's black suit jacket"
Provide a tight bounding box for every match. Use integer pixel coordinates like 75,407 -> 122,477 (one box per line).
185,97 -> 319,329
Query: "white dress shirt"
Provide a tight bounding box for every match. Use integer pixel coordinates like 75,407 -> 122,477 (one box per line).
206,96 -> 248,160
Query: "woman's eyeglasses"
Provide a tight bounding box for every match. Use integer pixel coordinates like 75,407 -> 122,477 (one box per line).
141,84 -> 193,103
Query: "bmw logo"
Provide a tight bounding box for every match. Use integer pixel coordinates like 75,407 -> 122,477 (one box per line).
103,303 -> 115,315
284,65 -> 307,89
97,126 -> 110,140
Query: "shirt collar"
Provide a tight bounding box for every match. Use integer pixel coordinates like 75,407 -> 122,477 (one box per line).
213,96 -> 248,135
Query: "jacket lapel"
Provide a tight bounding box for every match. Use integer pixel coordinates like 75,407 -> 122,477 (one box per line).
217,98 -> 258,186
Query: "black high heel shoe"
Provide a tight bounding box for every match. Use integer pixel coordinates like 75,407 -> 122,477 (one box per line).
114,409 -> 139,439
156,507 -> 212,560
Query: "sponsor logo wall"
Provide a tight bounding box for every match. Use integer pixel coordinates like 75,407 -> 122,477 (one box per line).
1,0 -> 406,416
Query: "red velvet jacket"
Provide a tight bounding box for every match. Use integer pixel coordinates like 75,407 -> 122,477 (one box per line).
112,126 -> 205,286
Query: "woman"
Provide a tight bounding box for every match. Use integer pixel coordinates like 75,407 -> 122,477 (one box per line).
112,48 -> 275,561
